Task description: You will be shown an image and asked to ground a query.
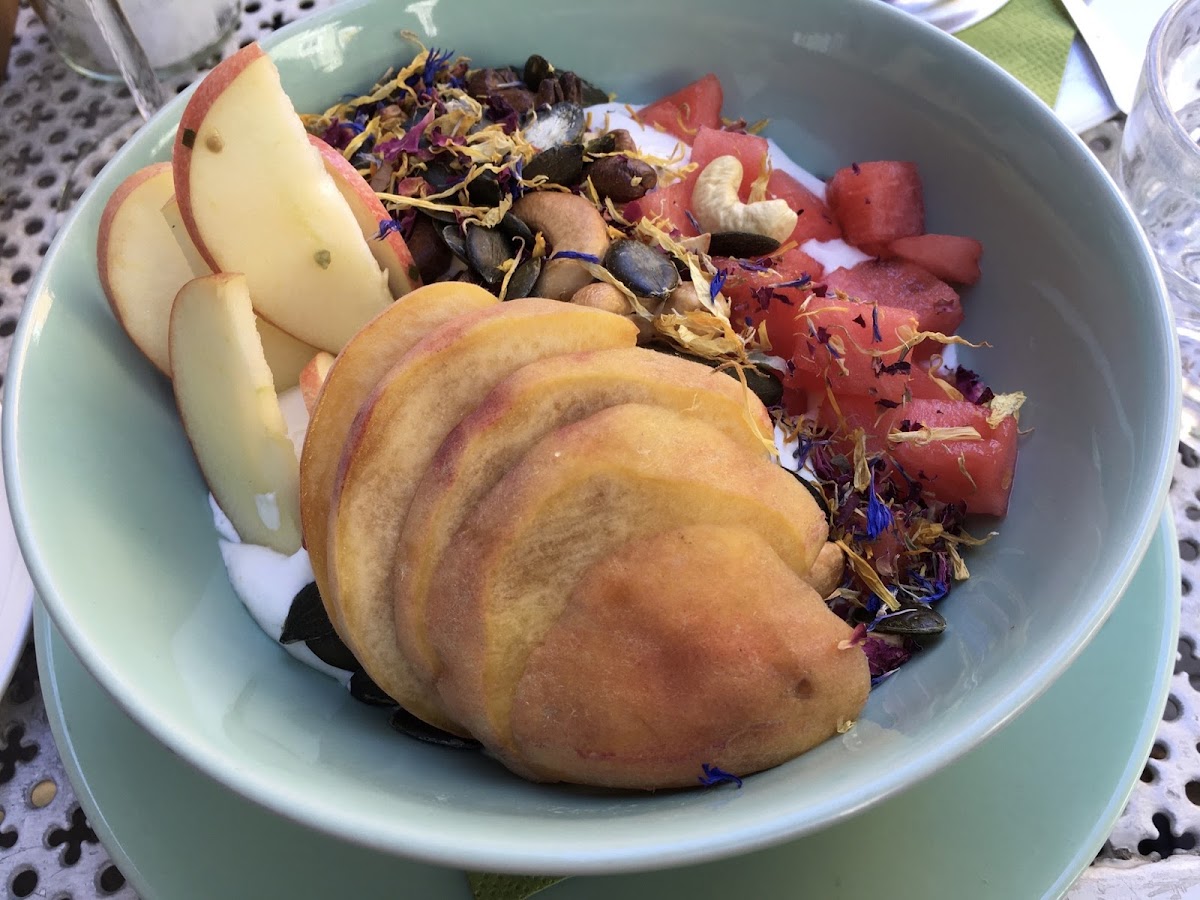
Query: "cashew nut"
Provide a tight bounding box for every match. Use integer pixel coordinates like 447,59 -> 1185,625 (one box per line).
571,282 -> 633,316
511,192 -> 611,300
661,281 -> 703,316
691,155 -> 798,243
571,282 -> 662,343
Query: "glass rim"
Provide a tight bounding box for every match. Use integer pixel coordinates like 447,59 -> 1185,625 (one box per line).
1146,0 -> 1200,159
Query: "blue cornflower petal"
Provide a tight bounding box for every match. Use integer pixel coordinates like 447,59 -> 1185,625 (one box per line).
698,763 -> 744,788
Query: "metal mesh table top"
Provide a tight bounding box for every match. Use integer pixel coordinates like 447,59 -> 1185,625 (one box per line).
0,4 -> 1196,896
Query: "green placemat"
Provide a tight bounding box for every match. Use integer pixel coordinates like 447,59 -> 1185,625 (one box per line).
469,873 -> 566,900
959,0 -> 1076,105
468,7 -> 1076,900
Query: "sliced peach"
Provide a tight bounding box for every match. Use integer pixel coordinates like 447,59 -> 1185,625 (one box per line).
327,300 -> 638,729
299,282 -> 497,634
394,346 -> 774,699
427,403 -> 828,757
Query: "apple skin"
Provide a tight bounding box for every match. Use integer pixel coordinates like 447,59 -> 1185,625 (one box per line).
172,41 -> 392,353
97,163 -> 191,375
171,44 -> 263,276
308,134 -> 421,299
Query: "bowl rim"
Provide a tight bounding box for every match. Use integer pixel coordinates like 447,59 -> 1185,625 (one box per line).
3,0 -> 1182,874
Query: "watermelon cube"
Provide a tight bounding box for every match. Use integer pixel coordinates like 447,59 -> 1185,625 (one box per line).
826,161 -> 924,251
888,399 -> 1018,516
723,248 -> 826,359
784,302 -> 921,404
767,170 -> 842,245
687,126 -> 770,197
888,234 -> 983,285
813,392 -> 897,456
624,180 -> 698,237
635,73 -> 724,144
825,259 -> 963,337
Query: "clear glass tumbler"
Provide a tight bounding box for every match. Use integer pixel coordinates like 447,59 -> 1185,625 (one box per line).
31,0 -> 240,81
1118,0 -> 1200,331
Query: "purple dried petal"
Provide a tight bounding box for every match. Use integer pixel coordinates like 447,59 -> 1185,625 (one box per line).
862,635 -> 911,679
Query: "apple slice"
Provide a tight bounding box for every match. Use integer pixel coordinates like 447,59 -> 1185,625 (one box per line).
327,300 -> 638,730
298,351 -> 335,415
309,134 -> 420,299
170,273 -> 301,555
163,194 -> 322,390
299,282 -> 497,637
97,163 -> 194,375
255,317 -> 321,392
393,346 -> 775,700
160,193 -> 210,277
173,42 -> 392,353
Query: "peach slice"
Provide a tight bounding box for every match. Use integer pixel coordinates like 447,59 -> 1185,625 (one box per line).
427,403 -> 828,757
308,134 -> 420,299
170,273 -> 301,555
97,163 -> 193,375
328,300 -> 638,729
510,525 -> 868,788
393,346 -> 775,698
173,42 -> 392,353
299,282 -> 497,637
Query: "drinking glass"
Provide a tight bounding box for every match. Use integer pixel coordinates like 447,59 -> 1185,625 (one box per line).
1118,0 -> 1200,333
31,0 -> 239,82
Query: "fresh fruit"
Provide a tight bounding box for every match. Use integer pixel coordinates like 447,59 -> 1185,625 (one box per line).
97,163 -> 194,375
720,247 -> 827,359
308,134 -> 421,299
509,525 -> 868,788
163,192 -> 323,390
172,42 -> 392,353
766,169 -> 842,245
634,73 -> 723,143
428,403 -> 830,764
687,126 -> 769,197
299,282 -> 497,635
887,399 -> 1018,516
160,194 -> 210,278
784,301 -> 923,404
825,259 -> 963,337
393,346 -> 776,703
812,393 -> 1019,516
169,273 -> 301,554
887,234 -> 983,285
622,180 -> 698,236
327,299 -> 638,729
826,161 -> 924,251
298,351 -> 335,414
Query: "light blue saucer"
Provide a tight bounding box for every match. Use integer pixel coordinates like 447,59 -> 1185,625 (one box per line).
36,514 -> 1178,900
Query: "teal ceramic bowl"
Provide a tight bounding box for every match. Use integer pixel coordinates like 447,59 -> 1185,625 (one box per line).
4,0 -> 1179,875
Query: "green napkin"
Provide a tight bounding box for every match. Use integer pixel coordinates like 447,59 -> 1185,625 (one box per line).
468,873 -> 565,900
959,0 -> 1077,105
467,8 -> 1077,900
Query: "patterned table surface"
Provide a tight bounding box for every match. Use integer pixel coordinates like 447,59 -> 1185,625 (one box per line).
1,2 -> 1198,897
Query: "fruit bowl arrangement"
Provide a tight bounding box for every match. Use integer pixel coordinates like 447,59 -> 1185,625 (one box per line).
4,0 -> 1178,874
